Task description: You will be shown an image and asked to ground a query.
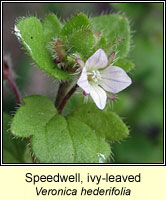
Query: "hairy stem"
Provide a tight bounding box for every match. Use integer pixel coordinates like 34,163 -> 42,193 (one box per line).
3,60 -> 22,105
58,84 -> 78,114
3,59 -> 37,163
55,81 -> 70,108
7,76 -> 22,105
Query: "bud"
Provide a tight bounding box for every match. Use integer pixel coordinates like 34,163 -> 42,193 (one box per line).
53,59 -> 61,64
95,31 -> 101,43
108,93 -> 115,101
108,51 -> 116,65
54,40 -> 66,62
83,91 -> 88,96
75,58 -> 84,69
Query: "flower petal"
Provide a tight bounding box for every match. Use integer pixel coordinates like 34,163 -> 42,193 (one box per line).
89,84 -> 107,110
85,49 -> 108,71
77,67 -> 90,94
100,66 -> 132,93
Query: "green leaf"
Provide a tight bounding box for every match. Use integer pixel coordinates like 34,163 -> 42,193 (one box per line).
3,113 -> 27,163
10,95 -> 57,137
95,35 -> 108,52
61,12 -> 91,37
15,16 -> 69,80
114,58 -> 135,72
43,13 -> 62,43
31,115 -> 75,163
10,95 -> 110,163
91,14 -> 130,58
68,30 -> 95,59
66,117 -> 110,163
96,137 -> 111,163
72,103 -> 129,141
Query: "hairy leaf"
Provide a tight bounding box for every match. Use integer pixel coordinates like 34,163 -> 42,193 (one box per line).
67,117 -> 110,163
10,95 -> 110,163
68,30 -> 95,59
15,16 -> 69,80
43,13 -> 62,43
3,113 -> 27,163
31,115 -> 75,163
10,95 -> 57,137
61,12 -> 91,37
72,103 -> 129,141
91,14 -> 130,58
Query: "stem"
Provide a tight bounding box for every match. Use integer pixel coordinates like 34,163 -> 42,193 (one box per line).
7,76 -> 22,105
3,60 -> 22,105
3,60 -> 37,163
55,82 -> 70,107
58,84 -> 78,114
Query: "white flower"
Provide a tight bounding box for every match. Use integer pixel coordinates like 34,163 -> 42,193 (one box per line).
77,49 -> 132,110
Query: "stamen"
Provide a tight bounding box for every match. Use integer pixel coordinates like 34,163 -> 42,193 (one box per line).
88,75 -> 93,81
87,70 -> 101,82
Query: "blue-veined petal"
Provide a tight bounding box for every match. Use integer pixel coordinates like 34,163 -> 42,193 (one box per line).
85,49 -> 108,71
77,67 -> 90,94
89,84 -> 107,110
100,66 -> 132,93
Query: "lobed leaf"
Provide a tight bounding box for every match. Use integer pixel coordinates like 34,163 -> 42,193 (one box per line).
61,12 -> 91,37
3,113 -> 27,163
10,95 -> 110,163
43,13 -> 62,43
95,35 -> 108,52
72,103 -> 129,141
15,16 -> 69,80
67,117 -> 110,163
10,95 -> 57,137
91,14 -> 130,58
31,115 -> 75,163
68,30 -> 95,59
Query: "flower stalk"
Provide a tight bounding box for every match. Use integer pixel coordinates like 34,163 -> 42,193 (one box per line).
57,84 -> 78,114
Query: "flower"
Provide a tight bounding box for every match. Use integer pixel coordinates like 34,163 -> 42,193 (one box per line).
77,49 -> 132,110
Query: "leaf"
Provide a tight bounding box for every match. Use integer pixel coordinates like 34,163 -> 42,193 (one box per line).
72,103 -> 129,141
31,116 -> 111,163
95,35 -> 108,52
91,14 -> 130,58
114,58 -> 135,72
31,115 -> 75,163
66,117 -> 110,163
3,113 -> 27,163
68,30 -> 95,59
61,12 -> 91,37
43,13 -> 62,43
10,95 -> 110,163
96,137 -> 111,163
10,95 -> 57,137
15,16 -> 69,80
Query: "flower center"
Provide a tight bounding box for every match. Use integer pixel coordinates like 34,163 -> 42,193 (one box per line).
87,70 -> 101,83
